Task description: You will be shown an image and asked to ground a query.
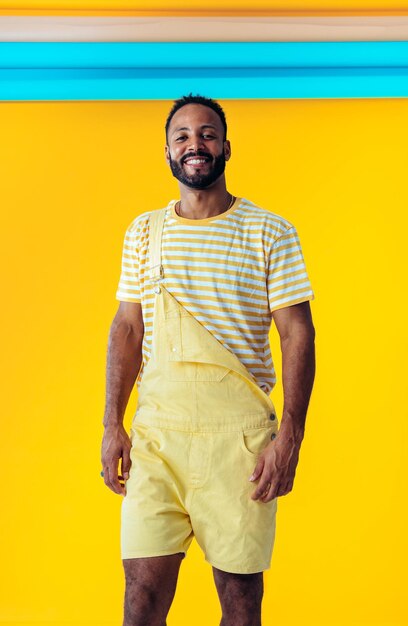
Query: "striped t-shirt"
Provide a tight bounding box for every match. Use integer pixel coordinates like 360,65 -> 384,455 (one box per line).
116,196 -> 315,393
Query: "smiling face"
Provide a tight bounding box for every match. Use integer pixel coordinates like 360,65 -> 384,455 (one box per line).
165,104 -> 231,190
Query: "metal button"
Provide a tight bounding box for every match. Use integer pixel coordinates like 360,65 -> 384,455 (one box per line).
271,433 -> 277,440
171,347 -> 177,352
269,413 -> 276,421
153,285 -> 161,294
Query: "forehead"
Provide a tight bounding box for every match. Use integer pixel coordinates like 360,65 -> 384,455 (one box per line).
168,104 -> 223,135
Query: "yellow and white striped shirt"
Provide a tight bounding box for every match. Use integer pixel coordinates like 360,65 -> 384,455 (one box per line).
116,197 -> 315,393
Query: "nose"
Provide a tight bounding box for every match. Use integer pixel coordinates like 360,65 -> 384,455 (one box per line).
187,133 -> 205,153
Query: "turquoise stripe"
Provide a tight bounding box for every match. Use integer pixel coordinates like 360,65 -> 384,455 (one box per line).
2,41 -> 408,68
0,42 -> 407,100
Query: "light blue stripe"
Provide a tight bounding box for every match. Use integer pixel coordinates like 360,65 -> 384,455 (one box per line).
162,258 -> 266,278
0,42 -> 407,100
164,234 -> 261,246
165,289 -> 263,317
269,281 -> 313,297
167,278 -> 266,295
166,269 -> 266,288
268,271 -> 309,289
184,316 -> 266,334
166,220 -> 292,238
269,264 -> 309,281
2,42 -> 408,69
269,249 -> 304,263
271,290 -> 314,308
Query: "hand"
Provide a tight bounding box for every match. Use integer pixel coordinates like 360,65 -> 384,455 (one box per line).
249,433 -> 301,503
101,424 -> 132,496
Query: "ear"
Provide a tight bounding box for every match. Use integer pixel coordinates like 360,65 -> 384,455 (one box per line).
224,140 -> 231,161
164,144 -> 170,165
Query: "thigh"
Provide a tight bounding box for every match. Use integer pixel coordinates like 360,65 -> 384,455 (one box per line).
212,567 -> 263,625
123,554 -> 184,625
123,553 -> 184,587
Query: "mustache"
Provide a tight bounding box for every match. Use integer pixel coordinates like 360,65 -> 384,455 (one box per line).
181,151 -> 213,164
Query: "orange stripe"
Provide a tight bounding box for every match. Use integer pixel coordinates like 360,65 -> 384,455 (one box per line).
1,9 -> 408,17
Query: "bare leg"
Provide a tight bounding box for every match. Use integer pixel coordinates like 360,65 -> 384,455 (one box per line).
122,553 -> 184,626
212,566 -> 264,626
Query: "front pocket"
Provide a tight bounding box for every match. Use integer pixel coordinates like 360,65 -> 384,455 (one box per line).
167,361 -> 230,382
239,426 -> 277,459
164,308 -> 232,382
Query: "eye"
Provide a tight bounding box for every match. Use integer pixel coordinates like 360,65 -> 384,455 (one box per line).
203,134 -> 215,139
175,136 -> 186,142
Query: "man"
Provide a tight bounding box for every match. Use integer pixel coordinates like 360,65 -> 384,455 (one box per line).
101,94 -> 316,626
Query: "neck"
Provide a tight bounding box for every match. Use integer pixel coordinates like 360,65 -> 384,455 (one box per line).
177,179 -> 233,220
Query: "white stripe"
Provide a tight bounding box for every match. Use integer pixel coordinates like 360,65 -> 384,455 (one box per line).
160,258 -> 266,277
164,268 -> 266,288
270,292 -> 314,309
268,270 -> 309,289
270,281 -> 314,298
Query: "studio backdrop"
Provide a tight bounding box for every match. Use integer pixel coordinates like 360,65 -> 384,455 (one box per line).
1,2 -> 407,626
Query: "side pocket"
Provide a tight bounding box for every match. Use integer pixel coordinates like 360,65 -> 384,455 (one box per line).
238,426 -> 278,460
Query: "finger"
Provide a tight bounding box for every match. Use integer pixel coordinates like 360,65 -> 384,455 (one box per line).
260,482 -> 276,502
102,469 -> 125,486
251,472 -> 273,500
249,457 -> 265,483
107,461 -> 125,495
280,479 -> 293,496
262,478 -> 288,501
121,446 -> 132,481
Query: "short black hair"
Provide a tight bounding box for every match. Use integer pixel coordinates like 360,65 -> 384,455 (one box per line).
165,93 -> 227,143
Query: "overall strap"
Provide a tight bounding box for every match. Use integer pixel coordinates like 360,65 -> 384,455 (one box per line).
147,208 -> 167,284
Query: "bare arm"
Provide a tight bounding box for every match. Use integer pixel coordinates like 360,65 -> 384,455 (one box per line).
101,301 -> 144,495
250,300 -> 316,502
273,299 -> 316,446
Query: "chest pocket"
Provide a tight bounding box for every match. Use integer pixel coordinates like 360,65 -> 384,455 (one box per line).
163,306 -> 230,383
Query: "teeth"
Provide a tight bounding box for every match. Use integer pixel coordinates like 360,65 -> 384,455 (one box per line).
185,159 -> 207,165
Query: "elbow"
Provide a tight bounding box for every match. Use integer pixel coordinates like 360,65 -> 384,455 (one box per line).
281,321 -> 315,346
110,317 -> 144,346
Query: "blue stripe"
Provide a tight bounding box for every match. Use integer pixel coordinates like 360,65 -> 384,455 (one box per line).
2,41 -> 408,69
0,42 -> 407,100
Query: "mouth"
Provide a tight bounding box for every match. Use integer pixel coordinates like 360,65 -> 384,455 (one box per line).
183,157 -> 211,169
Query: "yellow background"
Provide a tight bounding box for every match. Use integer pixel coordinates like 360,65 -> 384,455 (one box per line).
1,98 -> 407,625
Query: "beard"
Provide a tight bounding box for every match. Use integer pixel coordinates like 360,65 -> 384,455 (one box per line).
168,150 -> 226,190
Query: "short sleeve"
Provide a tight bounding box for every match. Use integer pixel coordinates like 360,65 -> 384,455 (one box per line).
267,225 -> 315,313
115,220 -> 141,303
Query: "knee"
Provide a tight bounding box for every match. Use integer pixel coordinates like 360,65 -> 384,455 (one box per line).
122,555 -> 183,626
215,570 -> 264,599
124,579 -> 163,626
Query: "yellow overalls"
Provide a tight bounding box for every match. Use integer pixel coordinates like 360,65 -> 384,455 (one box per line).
121,207 -> 280,574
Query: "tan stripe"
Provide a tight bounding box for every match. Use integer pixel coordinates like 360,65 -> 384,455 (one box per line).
268,264 -> 309,280
121,261 -> 264,282
166,218 -> 291,237
268,277 -> 312,296
270,295 -> 314,312
157,290 -> 266,309
268,248 -> 306,264
121,270 -> 268,288
1,15 -> 407,41
139,250 -> 296,271
115,296 -> 141,303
